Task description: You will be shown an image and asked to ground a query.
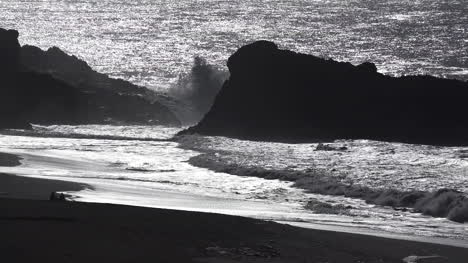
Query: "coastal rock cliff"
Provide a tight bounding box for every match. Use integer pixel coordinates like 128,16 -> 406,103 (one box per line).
0,29 -> 20,71
21,45 -> 154,97
0,28 -> 180,129
0,28 -> 86,129
184,41 -> 468,145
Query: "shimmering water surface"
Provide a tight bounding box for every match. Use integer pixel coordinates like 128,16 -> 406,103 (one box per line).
1,0 -> 468,246
0,126 -> 467,246
181,135 -> 468,193
1,0 -> 467,90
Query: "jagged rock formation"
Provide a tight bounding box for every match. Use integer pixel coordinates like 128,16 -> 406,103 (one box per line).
0,28 -> 180,128
0,28 -> 85,129
21,45 -> 154,97
21,47 -> 226,125
0,29 -> 21,71
183,41 -> 468,145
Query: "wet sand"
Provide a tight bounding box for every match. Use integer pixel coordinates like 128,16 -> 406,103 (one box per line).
1,152 -> 467,262
0,153 -> 88,200
0,172 -> 88,200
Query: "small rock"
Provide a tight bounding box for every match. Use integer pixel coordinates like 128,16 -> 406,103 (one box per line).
402,255 -> 448,263
49,191 -> 66,201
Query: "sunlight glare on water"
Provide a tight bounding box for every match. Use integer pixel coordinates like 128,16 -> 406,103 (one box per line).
1,0 -> 467,90
0,125 -> 467,245
181,135 -> 468,193
1,0 -> 468,248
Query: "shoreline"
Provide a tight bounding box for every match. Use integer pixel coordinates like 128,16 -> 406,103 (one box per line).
0,173 -> 89,200
1,151 -> 468,261
0,152 -> 89,200
179,140 -> 468,223
3,149 -> 468,247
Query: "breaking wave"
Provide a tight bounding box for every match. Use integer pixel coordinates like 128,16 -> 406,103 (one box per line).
188,152 -> 468,223
167,56 -> 228,125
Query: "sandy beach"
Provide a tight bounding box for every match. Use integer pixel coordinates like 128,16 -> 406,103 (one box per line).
2,0 -> 468,260
0,153 -> 88,200
1,152 -> 467,263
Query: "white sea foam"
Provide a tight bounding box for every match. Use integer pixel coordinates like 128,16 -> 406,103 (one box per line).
179,135 -> 468,193
1,0 -> 467,248
0,125 -> 467,247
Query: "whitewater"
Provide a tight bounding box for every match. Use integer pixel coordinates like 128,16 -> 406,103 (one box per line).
1,0 -> 468,248
0,125 -> 467,248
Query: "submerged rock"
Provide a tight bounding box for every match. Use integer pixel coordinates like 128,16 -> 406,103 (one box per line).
314,143 -> 347,151
183,40 -> 468,146
304,199 -> 353,215
402,255 -> 448,263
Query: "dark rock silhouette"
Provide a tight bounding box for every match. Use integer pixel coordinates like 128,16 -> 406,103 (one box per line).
0,28 -> 180,128
20,44 -> 180,126
314,143 -> 347,151
183,41 -> 468,145
21,45 -> 156,97
49,191 -> 66,201
0,29 -> 20,71
1,28 -> 85,129
1,70 -> 88,129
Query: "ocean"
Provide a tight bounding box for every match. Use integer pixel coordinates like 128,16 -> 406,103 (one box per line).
1,0 -> 467,90
1,0 -> 467,247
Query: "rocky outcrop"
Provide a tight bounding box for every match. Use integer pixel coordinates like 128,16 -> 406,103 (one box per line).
21,47 -> 225,125
0,29 -> 20,72
21,45 -> 153,97
184,41 -> 468,145
20,44 -> 180,126
0,28 -> 180,129
1,70 -> 89,129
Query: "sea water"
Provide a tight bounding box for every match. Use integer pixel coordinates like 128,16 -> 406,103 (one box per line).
1,0 -> 467,90
1,0 -> 468,246
0,125 -> 467,247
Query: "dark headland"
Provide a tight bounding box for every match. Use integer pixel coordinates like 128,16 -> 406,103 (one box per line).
0,28 -> 180,129
181,41 -> 468,223
2,29 -> 468,262
183,41 -> 468,146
